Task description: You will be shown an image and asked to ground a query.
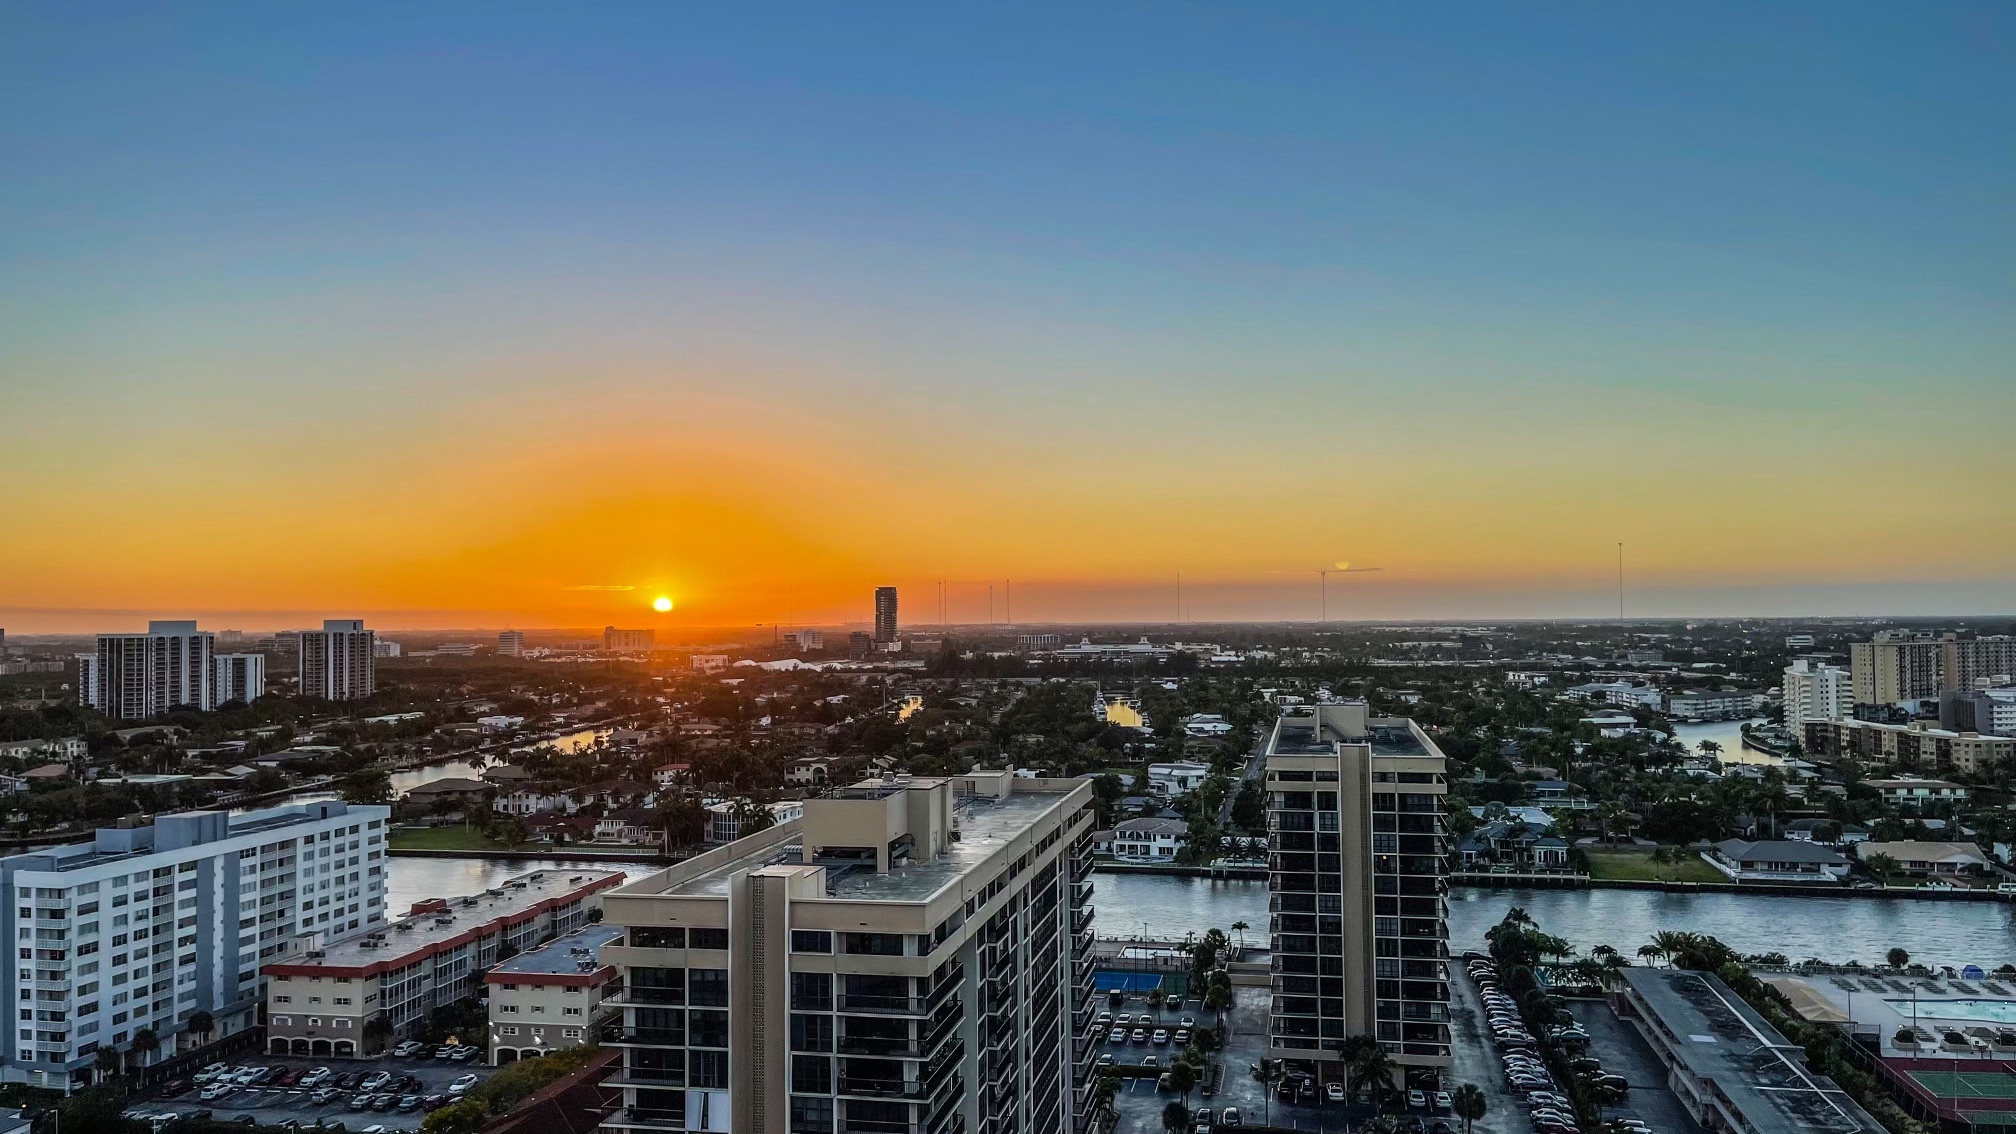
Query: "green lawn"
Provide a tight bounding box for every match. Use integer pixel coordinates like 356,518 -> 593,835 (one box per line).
1584,848 -> 1727,884
389,826 -> 537,852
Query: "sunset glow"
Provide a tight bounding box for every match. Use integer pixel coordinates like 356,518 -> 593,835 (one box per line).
1,6 -> 2010,632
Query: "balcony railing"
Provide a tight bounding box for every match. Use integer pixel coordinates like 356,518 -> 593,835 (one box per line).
836,994 -> 932,1016
600,1026 -> 684,1046
839,1076 -> 929,1099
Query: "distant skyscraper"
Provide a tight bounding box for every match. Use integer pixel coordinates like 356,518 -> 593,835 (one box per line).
497,629 -> 525,657
299,619 -> 375,701
874,585 -> 899,642
89,620 -> 216,718
215,652 -> 267,704
848,631 -> 875,660
603,626 -> 655,652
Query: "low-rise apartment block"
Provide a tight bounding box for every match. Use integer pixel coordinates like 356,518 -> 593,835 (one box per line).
263,869 -> 623,1058
487,923 -> 624,1065
597,770 -> 1098,1134
0,800 -> 389,1090
1801,718 -> 2014,776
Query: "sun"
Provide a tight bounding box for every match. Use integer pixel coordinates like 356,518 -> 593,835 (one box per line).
652,596 -> 673,613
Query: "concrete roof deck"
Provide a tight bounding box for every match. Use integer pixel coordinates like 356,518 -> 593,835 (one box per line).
827,788 -> 1070,903
1620,967 -> 1883,1134
489,923 -> 625,977
281,868 -> 625,971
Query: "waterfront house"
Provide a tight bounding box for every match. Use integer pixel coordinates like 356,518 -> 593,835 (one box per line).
401,776 -> 494,809
1866,777 -> 1971,810
1146,761 -> 1212,798
1783,818 -> 1871,846
1704,839 -> 1851,883
1852,840 -> 1990,878
1110,816 -> 1189,862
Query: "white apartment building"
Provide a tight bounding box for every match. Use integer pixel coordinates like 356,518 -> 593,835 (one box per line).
214,653 -> 266,705
1562,681 -> 1661,710
1145,761 -> 1211,798
1781,658 -> 1851,736
703,800 -> 804,845
88,621 -> 216,719
264,869 -> 622,1058
598,771 -> 1098,1134
372,641 -> 403,659
1664,690 -> 1763,722
0,800 -> 389,1091
486,922 -> 624,1064
299,620 -> 376,702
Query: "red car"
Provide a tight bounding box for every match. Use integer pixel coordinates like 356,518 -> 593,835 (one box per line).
159,1079 -> 193,1097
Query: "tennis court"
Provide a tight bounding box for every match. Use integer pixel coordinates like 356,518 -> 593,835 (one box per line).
1906,1070 -> 2016,1100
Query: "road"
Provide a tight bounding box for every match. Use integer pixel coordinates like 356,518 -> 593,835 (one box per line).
1216,729 -> 1270,830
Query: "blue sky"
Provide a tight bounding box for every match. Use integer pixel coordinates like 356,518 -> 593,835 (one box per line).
2,2 -> 2011,628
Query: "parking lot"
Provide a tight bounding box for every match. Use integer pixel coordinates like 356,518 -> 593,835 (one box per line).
1574,1003 -> 1704,1134
1449,963 -> 1536,1134
1107,983 -> 1373,1132
128,1048 -> 495,1132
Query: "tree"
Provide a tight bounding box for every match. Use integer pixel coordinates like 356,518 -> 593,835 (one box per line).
342,769 -> 392,805
1231,920 -> 1249,951
364,1014 -> 394,1053
1451,1083 -> 1488,1134
1166,1059 -> 1197,1102
187,1009 -> 215,1046
1203,969 -> 1233,1022
130,1026 -> 159,1069
1251,1059 -> 1282,1126
94,1045 -> 124,1083
1092,1074 -> 1120,1122
1865,853 -> 1898,887
422,1100 -> 489,1134
1162,1100 -> 1192,1133
1886,947 -> 1910,970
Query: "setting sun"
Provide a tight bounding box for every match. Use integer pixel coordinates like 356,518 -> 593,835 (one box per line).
652,596 -> 673,613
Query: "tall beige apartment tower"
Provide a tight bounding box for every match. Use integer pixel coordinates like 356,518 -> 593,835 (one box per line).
1942,634 -> 2016,693
89,619 -> 216,718
299,619 -> 376,701
1849,631 -> 1942,705
599,771 -> 1098,1134
1264,702 -> 1451,1091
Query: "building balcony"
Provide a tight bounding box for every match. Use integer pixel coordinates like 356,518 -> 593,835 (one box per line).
602,1107 -> 687,1130
599,1026 -> 684,1047
838,1076 -> 930,1099
604,1065 -> 685,1089
836,994 -> 934,1017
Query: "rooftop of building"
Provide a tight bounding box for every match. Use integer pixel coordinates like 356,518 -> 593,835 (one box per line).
486,922 -> 624,980
1616,967 -> 1883,1134
638,777 -> 1083,906
1266,704 -> 1435,758
5,801 -> 384,874
270,868 -> 624,974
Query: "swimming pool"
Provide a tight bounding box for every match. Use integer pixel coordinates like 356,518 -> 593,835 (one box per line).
1887,999 -> 2016,1024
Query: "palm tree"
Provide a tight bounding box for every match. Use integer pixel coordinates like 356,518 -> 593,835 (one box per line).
1451,1084 -> 1488,1134
1162,1100 -> 1193,1133
1167,1059 -> 1197,1103
1092,1074 -> 1120,1123
1865,853 -> 1898,887
1231,920 -> 1249,951
1347,1041 -> 1398,1106
1252,1059 -> 1283,1126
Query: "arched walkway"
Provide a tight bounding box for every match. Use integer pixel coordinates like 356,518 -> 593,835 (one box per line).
311,1039 -> 332,1057
333,1040 -> 355,1057
291,1039 -> 311,1056
495,1049 -> 518,1064
268,1038 -> 291,1054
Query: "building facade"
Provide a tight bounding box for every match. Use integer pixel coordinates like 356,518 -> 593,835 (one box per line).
1263,703 -> 1451,1090
498,631 -> 525,658
264,869 -> 623,1058
1849,631 -> 1943,705
299,620 -> 376,702
1781,658 -> 1851,737
597,770 -> 1098,1134
873,587 -> 899,644
1940,634 -> 2016,694
214,653 -> 267,705
1801,719 -> 2014,776
486,923 -> 624,1064
88,621 -> 216,719
0,800 -> 389,1090
605,627 -> 657,653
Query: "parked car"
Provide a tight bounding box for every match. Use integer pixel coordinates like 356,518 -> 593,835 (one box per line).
347,1095 -> 376,1112
392,1041 -> 424,1058
310,1088 -> 340,1105
1152,1029 -> 1170,1045
422,1095 -> 452,1111
448,1047 -> 477,1062
159,1079 -> 193,1097
194,1064 -> 230,1084
449,1074 -> 479,1095
1131,1029 -> 1149,1044
359,1072 -> 391,1093
1326,1083 -> 1347,1103
397,1097 -> 422,1112
1220,1108 -> 1242,1127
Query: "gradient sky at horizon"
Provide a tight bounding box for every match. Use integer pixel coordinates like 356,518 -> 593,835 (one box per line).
3,3 -> 2012,633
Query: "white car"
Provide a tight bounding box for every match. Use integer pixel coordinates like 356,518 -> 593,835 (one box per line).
449,1074 -> 479,1094
299,1068 -> 332,1088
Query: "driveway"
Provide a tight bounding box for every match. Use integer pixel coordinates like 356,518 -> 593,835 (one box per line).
1575,1000 -> 1706,1134
1448,965 -> 1535,1134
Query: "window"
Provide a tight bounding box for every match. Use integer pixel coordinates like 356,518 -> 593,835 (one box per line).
789,1095 -> 834,1133
688,1009 -> 728,1048
791,1054 -> 831,1094
688,968 -> 728,1007
687,1049 -> 728,1089
842,933 -> 905,957
789,972 -> 831,1011
789,1013 -> 832,1053
500,1026 -> 518,1036
688,927 -> 728,950
790,930 -> 832,954
630,927 -> 685,949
